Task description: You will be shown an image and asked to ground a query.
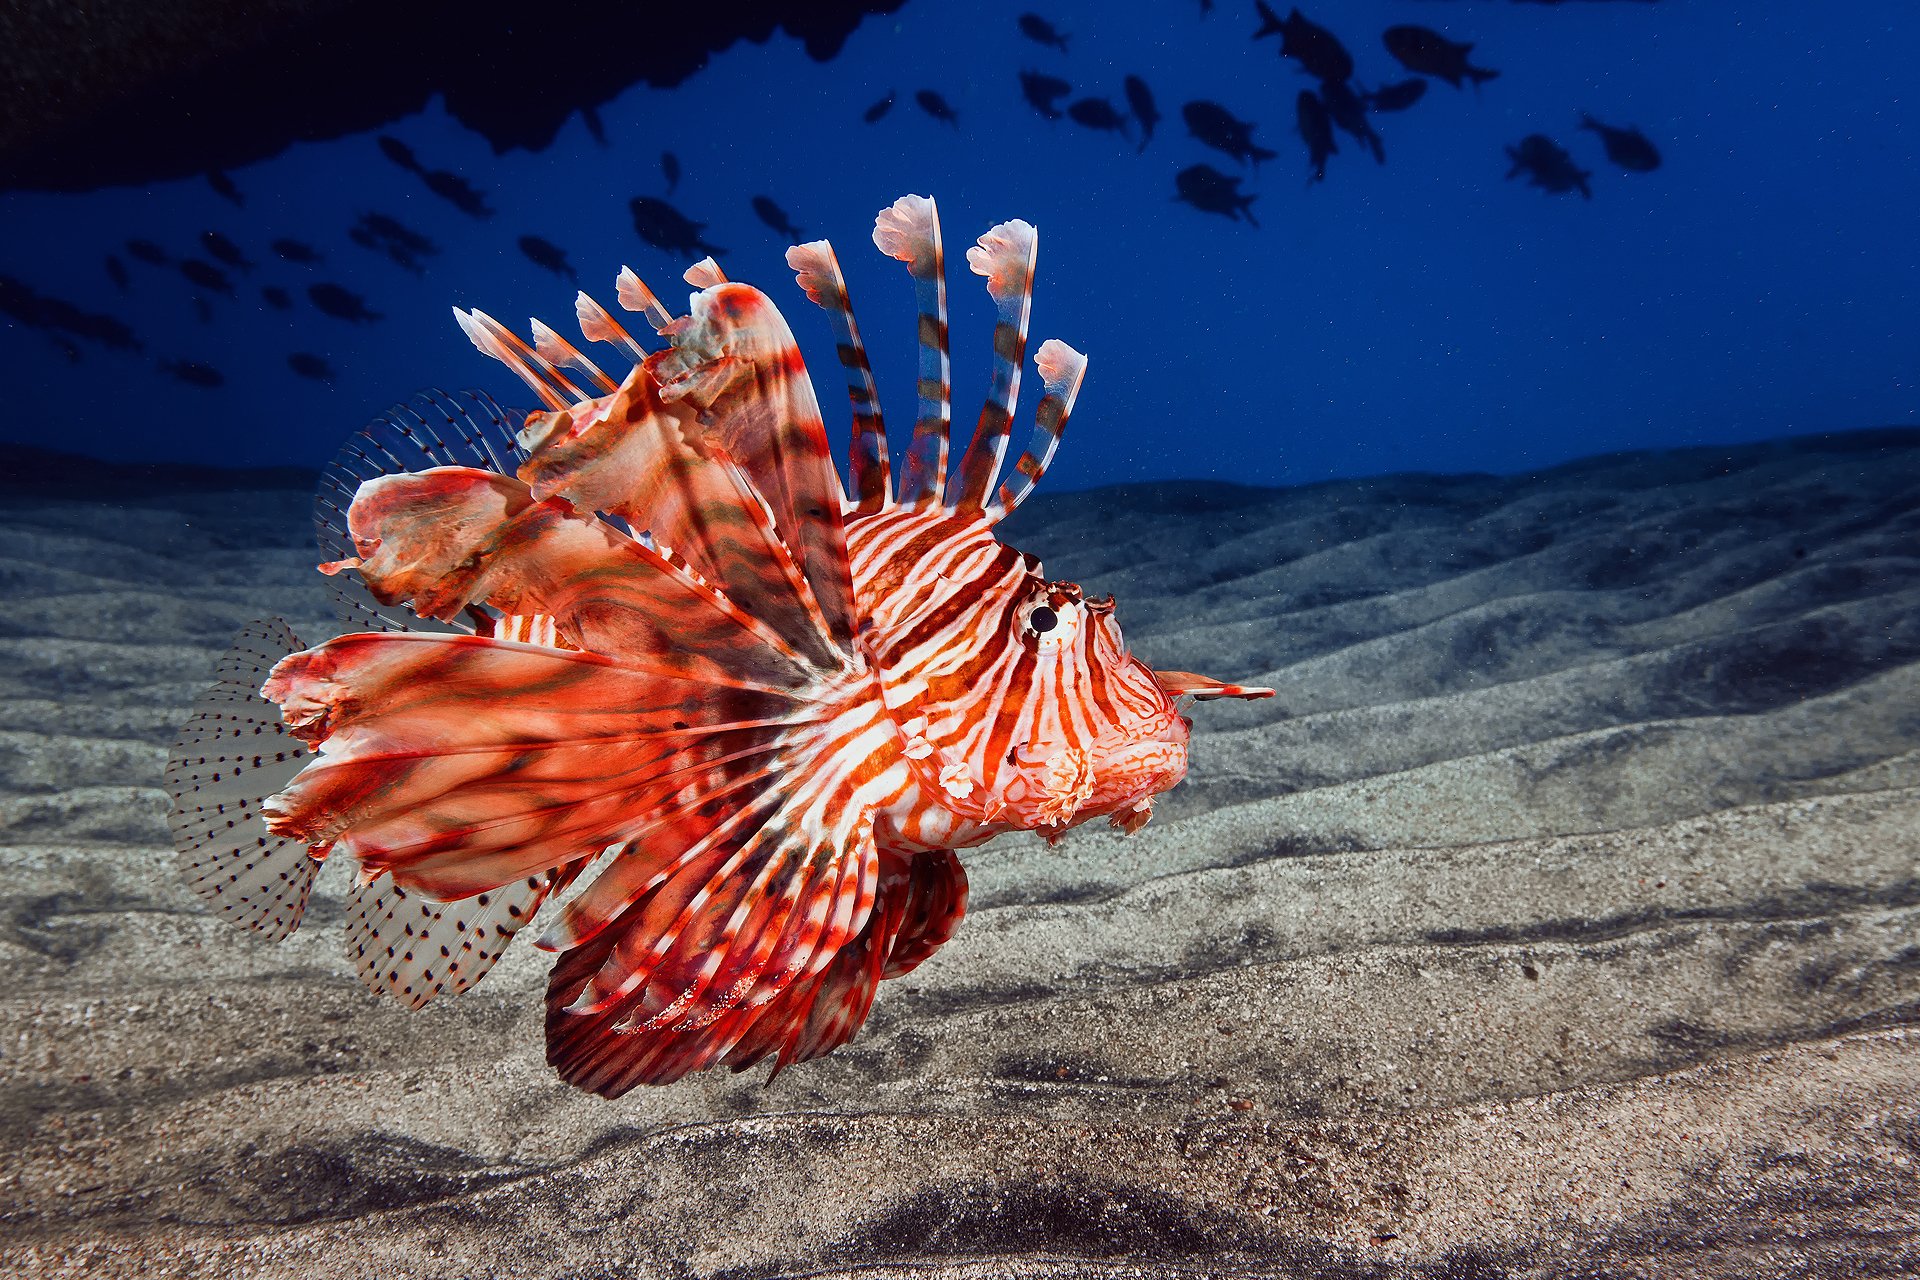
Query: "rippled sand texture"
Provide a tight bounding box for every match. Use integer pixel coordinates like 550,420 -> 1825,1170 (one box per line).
5,431 -> 1918,1278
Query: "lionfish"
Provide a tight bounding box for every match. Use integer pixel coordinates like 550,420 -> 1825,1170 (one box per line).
166,196 -> 1272,1097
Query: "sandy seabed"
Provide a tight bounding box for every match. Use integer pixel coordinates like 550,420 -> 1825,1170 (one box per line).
3,429 -> 1917,1278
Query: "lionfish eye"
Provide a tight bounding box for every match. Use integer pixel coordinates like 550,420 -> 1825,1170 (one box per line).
1028,606 -> 1059,634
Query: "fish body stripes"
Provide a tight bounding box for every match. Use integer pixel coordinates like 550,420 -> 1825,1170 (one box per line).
166,194 -> 1272,1097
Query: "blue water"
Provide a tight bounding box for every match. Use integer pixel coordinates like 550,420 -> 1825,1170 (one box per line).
1,0 -> 1915,491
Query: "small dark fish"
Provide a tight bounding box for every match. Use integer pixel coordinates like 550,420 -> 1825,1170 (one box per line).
0,274 -> 141,351
1505,134 -> 1591,199
205,170 -> 244,207
751,196 -> 806,243
178,259 -> 235,297
105,255 -> 130,292
309,282 -> 383,322
1198,0 -> 1212,14
126,239 -> 168,266
863,92 -> 896,124
518,235 -> 578,282
159,359 -> 224,388
288,352 -> 336,383
1296,89 -> 1337,182
1320,80 -> 1383,163
662,151 -> 681,192
261,285 -> 293,310
1364,79 -> 1428,113
582,107 -> 608,147
629,196 -> 726,259
1254,4 -> 1354,84
1183,100 -> 1278,167
916,90 -> 960,127
272,237 -> 323,265
1174,164 -> 1258,225
1124,75 -> 1160,150
1384,26 -> 1498,90
1580,114 -> 1661,172
378,135 -> 422,173
1019,71 -> 1071,121
201,230 -> 255,274
1067,98 -> 1131,140
356,213 -> 437,255
1017,13 -> 1070,53
423,169 -> 493,219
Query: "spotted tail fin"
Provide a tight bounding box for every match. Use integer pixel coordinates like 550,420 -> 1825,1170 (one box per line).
788,239 -> 891,512
871,194 -> 950,509
953,219 -> 1038,516
991,338 -> 1088,520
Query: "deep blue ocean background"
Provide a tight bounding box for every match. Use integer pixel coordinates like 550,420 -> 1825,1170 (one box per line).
1,0 -> 1915,491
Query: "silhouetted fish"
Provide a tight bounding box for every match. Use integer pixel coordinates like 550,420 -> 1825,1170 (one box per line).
1506,134 -> 1591,199
206,170 -> 244,207
201,230 -> 255,274
423,169 -> 493,219
916,90 -> 960,127
1296,89 -> 1337,182
159,359 -> 224,388
629,196 -> 726,259
126,239 -> 168,266
106,255 -> 130,292
352,213 -> 438,274
0,274 -> 141,351
179,259 -> 235,297
1320,80 -> 1383,163
261,285 -> 293,310
1068,97 -> 1131,140
1019,71 -> 1071,121
1183,100 -> 1277,167
1254,4 -> 1353,84
662,151 -> 681,192
751,196 -> 806,243
1018,13 -> 1070,52
289,352 -> 336,383
1124,76 -> 1160,150
1364,79 -> 1428,113
309,282 -> 383,322
1174,165 -> 1258,225
1580,114 -> 1661,171
1384,26 -> 1498,89
378,136 -> 423,173
272,238 -> 323,265
518,235 -> 578,282
864,92 -> 896,123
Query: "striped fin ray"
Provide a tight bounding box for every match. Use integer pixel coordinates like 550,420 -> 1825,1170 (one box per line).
575,291 -> 651,364
315,389 -> 525,635
453,308 -> 582,410
990,338 -> 1088,521
615,266 -> 675,334
787,239 -> 891,513
646,282 -> 859,654
530,318 -> 618,394
871,194 -> 950,509
684,257 -> 728,288
166,620 -> 318,941
259,631 -> 810,902
953,219 -> 1038,516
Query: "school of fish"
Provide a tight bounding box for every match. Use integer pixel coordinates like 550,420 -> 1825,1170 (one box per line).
165,196 -> 1271,1096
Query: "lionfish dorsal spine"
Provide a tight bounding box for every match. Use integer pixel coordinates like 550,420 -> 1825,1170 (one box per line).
574,289 -> 652,364
529,317 -> 619,394
871,194 -> 951,510
455,307 -> 580,410
953,219 -> 1038,516
788,238 -> 892,513
991,337 -> 1088,521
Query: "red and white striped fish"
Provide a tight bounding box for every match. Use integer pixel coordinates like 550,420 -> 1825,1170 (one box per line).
166,195 -> 1271,1097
